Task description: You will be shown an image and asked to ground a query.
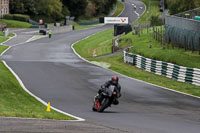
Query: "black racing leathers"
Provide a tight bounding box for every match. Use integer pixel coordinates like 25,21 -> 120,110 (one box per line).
98,80 -> 121,105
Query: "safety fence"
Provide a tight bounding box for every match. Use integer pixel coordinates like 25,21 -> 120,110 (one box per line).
124,50 -> 200,86
165,15 -> 200,51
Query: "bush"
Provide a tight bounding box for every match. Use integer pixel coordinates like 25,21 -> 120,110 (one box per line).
150,16 -> 163,26
3,14 -> 30,22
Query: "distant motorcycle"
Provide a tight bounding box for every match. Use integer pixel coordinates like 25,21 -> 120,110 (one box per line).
92,85 -> 118,112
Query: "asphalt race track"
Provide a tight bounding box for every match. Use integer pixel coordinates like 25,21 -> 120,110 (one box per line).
1,0 -> 200,133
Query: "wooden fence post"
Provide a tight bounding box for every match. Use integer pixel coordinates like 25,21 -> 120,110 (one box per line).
167,32 -> 170,48
178,35 -> 180,48
184,36 -> 187,51
192,37 -> 194,53
172,34 -> 174,49
153,27 -> 155,39
199,37 -> 200,55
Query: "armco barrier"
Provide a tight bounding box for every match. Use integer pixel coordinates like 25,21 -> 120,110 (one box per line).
124,50 -> 200,86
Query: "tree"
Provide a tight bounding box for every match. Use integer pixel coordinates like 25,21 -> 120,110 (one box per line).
10,0 -> 64,21
10,0 -> 38,15
62,0 -> 88,19
89,0 -> 117,16
46,0 -> 63,20
168,0 -> 200,15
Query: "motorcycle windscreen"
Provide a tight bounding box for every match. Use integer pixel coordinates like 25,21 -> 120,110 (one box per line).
107,85 -> 115,97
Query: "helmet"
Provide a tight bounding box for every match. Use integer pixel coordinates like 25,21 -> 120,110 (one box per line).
112,76 -> 119,85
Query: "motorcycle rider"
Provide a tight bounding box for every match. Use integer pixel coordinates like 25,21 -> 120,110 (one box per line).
98,76 -> 121,105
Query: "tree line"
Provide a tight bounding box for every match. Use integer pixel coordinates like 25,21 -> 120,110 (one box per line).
9,0 -> 117,21
166,0 -> 200,15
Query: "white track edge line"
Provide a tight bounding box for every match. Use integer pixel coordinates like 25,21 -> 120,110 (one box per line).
2,61 -> 85,121
118,1 -> 125,17
1,33 -> 17,45
0,116 -> 82,122
72,38 -> 200,100
71,9 -> 200,100
0,46 -> 11,56
1,34 -> 85,121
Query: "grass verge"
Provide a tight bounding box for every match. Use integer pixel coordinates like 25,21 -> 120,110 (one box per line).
134,0 -> 162,25
74,29 -> 113,57
0,33 -> 15,45
73,29 -> 200,97
89,55 -> 200,97
112,1 -> 124,17
0,36 -> 75,120
120,28 -> 200,69
0,19 -> 31,28
73,22 -> 93,30
73,29 -> 132,58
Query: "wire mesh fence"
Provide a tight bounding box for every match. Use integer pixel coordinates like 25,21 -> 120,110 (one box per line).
165,8 -> 200,52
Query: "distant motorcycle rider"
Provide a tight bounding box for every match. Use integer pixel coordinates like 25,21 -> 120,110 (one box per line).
98,76 -> 121,105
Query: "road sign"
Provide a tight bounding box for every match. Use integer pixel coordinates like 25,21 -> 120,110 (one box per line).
104,17 -> 128,24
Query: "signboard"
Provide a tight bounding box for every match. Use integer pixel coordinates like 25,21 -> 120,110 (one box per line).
104,17 -> 128,24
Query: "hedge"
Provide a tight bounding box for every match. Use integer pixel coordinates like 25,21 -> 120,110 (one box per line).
3,14 -> 30,22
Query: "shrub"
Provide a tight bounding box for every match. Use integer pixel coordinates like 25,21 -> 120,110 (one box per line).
150,16 -> 163,26
3,14 -> 30,22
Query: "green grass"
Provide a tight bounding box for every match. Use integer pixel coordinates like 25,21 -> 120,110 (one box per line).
0,19 -> 31,28
0,62 -> 75,120
0,36 -> 75,120
134,0 -> 162,25
112,1 -> 124,17
121,28 -> 200,69
0,33 -> 15,44
73,28 -> 200,97
73,22 -> 93,30
0,31 -> 4,36
73,29 -> 132,58
74,29 -> 113,57
0,45 -> 9,54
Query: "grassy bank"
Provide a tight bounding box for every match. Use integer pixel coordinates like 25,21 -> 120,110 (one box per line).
0,19 -> 31,28
0,45 -> 9,54
120,29 -> 200,69
0,33 -> 15,44
73,22 -> 93,30
0,36 -> 75,120
112,1 -> 124,17
73,29 -> 132,58
134,0 -> 162,25
73,29 -> 200,97
74,29 -> 113,57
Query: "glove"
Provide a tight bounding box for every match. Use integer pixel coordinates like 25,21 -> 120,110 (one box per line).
101,85 -> 105,89
98,89 -> 103,94
118,93 -> 121,98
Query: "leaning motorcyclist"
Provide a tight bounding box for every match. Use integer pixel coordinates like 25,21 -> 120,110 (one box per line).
98,76 -> 121,105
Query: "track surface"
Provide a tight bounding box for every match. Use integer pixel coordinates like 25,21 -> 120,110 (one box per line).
1,0 -> 200,133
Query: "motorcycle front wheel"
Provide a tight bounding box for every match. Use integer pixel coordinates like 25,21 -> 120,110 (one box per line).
98,98 -> 110,112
